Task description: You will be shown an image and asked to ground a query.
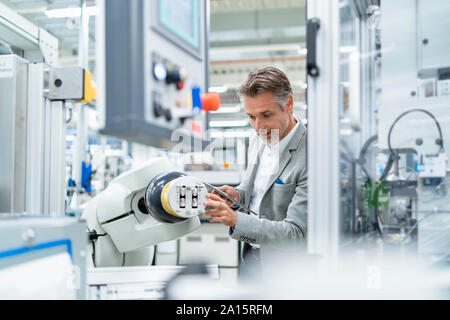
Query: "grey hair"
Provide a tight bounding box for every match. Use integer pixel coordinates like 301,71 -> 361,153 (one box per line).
238,67 -> 293,109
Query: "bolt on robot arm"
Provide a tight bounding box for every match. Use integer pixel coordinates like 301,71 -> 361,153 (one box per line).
81,157 -> 208,267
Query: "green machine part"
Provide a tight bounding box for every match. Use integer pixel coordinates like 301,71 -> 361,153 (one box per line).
363,179 -> 389,211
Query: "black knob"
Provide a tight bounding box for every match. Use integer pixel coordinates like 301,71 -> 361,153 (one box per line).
164,109 -> 172,122
166,72 -> 180,85
166,68 -> 187,89
153,102 -> 163,118
54,79 -> 63,87
416,138 -> 423,146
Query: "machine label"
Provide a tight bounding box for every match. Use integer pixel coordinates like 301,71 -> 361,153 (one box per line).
418,152 -> 448,178
0,57 -> 13,78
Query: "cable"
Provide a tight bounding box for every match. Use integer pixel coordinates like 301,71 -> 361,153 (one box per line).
358,134 -> 378,164
151,245 -> 157,266
379,154 -> 395,181
381,109 -> 444,181
88,229 -> 107,240
340,152 -> 370,179
65,107 -> 73,124
87,229 -> 108,267
374,208 -> 383,237
341,135 -> 378,180
387,108 -> 444,158
91,241 -> 96,268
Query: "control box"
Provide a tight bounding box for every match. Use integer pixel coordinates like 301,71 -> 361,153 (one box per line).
416,152 -> 448,178
97,0 -> 208,149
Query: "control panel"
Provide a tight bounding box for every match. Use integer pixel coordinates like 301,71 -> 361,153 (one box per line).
97,0 -> 209,148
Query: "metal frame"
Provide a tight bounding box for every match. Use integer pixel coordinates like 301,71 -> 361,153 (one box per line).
25,63 -> 67,215
358,4 -> 378,174
0,55 -> 28,213
0,57 -> 67,216
71,0 -> 91,210
0,2 -> 58,65
307,0 -> 380,259
204,0 -> 211,136
25,63 -> 46,214
306,0 -> 341,260
0,2 -> 65,217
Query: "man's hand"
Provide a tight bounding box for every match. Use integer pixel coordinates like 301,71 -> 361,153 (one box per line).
204,193 -> 237,227
213,185 -> 239,206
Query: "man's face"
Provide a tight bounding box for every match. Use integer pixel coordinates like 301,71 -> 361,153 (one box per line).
244,91 -> 293,144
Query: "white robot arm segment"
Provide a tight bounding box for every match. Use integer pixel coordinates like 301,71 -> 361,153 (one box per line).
81,157 -> 208,267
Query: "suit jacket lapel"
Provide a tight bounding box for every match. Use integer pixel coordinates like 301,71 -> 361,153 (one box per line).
260,123 -> 306,199
260,147 -> 292,199
244,122 -> 306,208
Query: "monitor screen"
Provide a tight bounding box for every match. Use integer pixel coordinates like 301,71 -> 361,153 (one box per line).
155,0 -> 201,57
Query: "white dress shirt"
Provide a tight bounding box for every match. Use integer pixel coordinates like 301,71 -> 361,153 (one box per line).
248,116 -> 300,248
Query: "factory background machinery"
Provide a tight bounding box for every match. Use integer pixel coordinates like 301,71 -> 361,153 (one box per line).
1,0 -> 450,300
307,0 -> 450,272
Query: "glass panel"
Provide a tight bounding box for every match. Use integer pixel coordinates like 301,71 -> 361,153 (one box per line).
337,0 -> 450,258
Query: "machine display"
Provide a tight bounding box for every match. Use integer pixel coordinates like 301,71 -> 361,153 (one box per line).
154,0 -> 201,57
81,157 -> 210,267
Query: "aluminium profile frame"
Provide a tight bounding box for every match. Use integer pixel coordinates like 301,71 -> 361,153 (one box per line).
306,0 -> 341,261
0,1 -> 58,65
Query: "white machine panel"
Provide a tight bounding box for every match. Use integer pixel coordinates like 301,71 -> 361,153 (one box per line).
379,0 -> 450,171
418,0 -> 450,71
87,265 -> 219,300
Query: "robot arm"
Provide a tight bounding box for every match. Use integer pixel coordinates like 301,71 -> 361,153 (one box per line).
81,157 -> 208,267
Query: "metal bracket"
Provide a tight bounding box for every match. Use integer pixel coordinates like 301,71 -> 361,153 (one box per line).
307,18 -> 321,78
43,66 -> 84,101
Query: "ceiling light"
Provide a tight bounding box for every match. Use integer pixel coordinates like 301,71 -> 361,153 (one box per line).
209,120 -> 249,128
211,105 -> 241,114
210,44 -> 302,54
339,46 -> 357,53
17,7 -> 47,14
209,86 -> 228,93
45,6 -> 99,18
298,48 -> 307,56
210,130 -> 253,138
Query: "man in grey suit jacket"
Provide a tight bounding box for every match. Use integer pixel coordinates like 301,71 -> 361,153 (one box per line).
204,67 -> 307,280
